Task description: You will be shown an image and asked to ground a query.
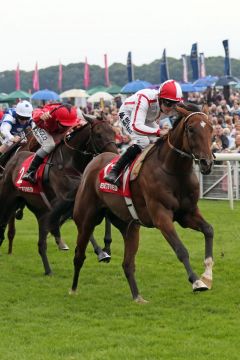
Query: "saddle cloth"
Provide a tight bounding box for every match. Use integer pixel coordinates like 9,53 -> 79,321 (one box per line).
98,144 -> 154,196
15,154 -> 48,194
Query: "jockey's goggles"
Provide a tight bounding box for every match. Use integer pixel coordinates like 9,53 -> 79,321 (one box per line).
161,99 -> 178,108
17,114 -> 31,121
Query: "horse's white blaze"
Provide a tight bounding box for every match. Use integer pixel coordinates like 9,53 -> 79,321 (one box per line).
200,120 -> 206,128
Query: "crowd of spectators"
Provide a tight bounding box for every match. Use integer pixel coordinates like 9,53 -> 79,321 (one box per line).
2,87 -> 240,155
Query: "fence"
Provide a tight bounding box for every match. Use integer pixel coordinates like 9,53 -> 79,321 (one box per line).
196,153 -> 240,209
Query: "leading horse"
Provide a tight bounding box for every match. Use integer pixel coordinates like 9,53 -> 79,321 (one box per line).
0,115 -> 118,274
71,103 -> 214,302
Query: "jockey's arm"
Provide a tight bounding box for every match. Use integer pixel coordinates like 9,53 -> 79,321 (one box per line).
131,94 -> 160,136
0,120 -> 15,142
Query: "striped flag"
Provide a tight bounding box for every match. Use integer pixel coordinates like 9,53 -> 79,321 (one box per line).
104,54 -> 110,87
190,43 -> 199,81
33,62 -> 40,91
127,51 -> 134,82
83,57 -> 90,89
160,49 -> 169,83
199,53 -> 206,78
222,39 -> 231,76
181,54 -> 188,83
58,61 -> 63,91
15,63 -> 21,90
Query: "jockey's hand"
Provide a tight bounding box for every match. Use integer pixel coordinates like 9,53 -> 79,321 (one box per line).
156,128 -> 169,137
40,111 -> 51,121
12,135 -> 21,143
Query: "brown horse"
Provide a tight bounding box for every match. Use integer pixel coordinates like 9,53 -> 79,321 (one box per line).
70,103 -> 214,302
0,116 -> 118,274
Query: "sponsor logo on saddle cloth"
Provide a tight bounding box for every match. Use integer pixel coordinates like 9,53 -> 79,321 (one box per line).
15,154 -> 48,193
98,144 -> 154,196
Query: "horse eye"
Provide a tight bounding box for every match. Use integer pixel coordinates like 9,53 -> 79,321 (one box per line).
187,126 -> 194,134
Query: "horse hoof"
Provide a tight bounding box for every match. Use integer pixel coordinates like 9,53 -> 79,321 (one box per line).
192,279 -> 209,292
69,289 -> 78,296
98,251 -> 111,262
58,243 -> 69,251
200,276 -> 212,290
134,295 -> 149,304
44,271 -> 53,276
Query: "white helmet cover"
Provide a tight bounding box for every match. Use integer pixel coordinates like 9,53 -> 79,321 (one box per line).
16,100 -> 33,117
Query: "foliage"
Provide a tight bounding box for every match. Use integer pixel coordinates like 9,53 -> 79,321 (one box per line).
1,56 -> 240,94
0,200 -> 240,359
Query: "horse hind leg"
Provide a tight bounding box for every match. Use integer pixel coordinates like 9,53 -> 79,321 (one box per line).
7,215 -> 16,254
37,217 -> 52,275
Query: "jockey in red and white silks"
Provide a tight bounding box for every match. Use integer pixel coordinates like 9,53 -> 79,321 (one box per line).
119,80 -> 183,149
104,80 -> 183,186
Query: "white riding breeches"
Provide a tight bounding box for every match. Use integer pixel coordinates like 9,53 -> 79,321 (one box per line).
32,126 -> 55,154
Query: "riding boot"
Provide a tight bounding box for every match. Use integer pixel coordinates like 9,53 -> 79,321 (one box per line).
104,144 -> 142,186
22,154 -> 44,184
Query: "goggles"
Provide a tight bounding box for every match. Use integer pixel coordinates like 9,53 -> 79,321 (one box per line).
161,99 -> 178,108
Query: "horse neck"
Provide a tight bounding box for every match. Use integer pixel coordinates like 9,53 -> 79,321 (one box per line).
160,121 -> 193,174
59,124 -> 92,172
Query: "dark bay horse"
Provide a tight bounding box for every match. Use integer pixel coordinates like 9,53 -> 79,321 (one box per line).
0,116 -> 118,274
70,103 -> 214,302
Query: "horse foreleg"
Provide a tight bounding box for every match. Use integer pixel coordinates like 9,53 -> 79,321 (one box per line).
89,233 -> 111,262
102,216 -> 112,259
152,207 -> 207,292
37,218 -> 52,275
7,215 -> 16,254
178,208 -> 214,289
50,225 -> 69,251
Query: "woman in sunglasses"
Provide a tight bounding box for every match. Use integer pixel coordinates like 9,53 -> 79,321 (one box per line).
104,80 -> 182,187
0,100 -> 33,157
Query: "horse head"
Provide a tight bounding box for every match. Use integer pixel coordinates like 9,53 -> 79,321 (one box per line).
175,103 -> 213,175
83,113 -> 118,154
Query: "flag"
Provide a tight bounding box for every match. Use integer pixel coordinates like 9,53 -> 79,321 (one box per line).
160,49 -> 169,83
83,57 -> 90,89
127,51 -> 134,82
15,63 -> 21,90
190,43 -> 199,81
199,52 -> 206,78
181,54 -> 188,83
58,61 -> 63,91
104,54 -> 110,87
33,62 -> 39,91
222,39 -> 231,76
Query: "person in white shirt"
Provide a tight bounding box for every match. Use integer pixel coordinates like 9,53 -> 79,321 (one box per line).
104,80 -> 183,186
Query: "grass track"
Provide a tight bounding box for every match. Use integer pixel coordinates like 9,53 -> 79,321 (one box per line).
0,200 -> 240,360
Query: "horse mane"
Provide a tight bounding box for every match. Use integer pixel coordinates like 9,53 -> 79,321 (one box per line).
155,101 -> 202,148
172,102 -> 202,129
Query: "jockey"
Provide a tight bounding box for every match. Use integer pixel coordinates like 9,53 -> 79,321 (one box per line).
22,103 -> 80,184
0,100 -> 33,156
104,79 -> 183,186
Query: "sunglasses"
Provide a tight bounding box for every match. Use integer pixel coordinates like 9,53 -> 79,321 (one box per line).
162,99 -> 177,108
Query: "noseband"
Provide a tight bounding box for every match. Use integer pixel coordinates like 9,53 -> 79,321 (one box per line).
167,112 -> 212,161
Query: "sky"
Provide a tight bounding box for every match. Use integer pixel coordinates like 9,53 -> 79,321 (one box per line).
1,0 -> 240,72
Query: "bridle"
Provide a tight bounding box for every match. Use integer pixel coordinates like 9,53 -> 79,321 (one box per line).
63,120 -> 116,155
167,112 -> 213,161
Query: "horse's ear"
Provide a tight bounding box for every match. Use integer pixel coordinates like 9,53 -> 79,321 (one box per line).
82,113 -> 95,124
201,103 -> 209,115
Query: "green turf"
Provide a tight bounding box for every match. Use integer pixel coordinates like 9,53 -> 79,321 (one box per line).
0,200 -> 239,360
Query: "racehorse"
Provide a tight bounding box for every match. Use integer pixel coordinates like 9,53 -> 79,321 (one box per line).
70,103 -> 214,302
0,115 -> 118,274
